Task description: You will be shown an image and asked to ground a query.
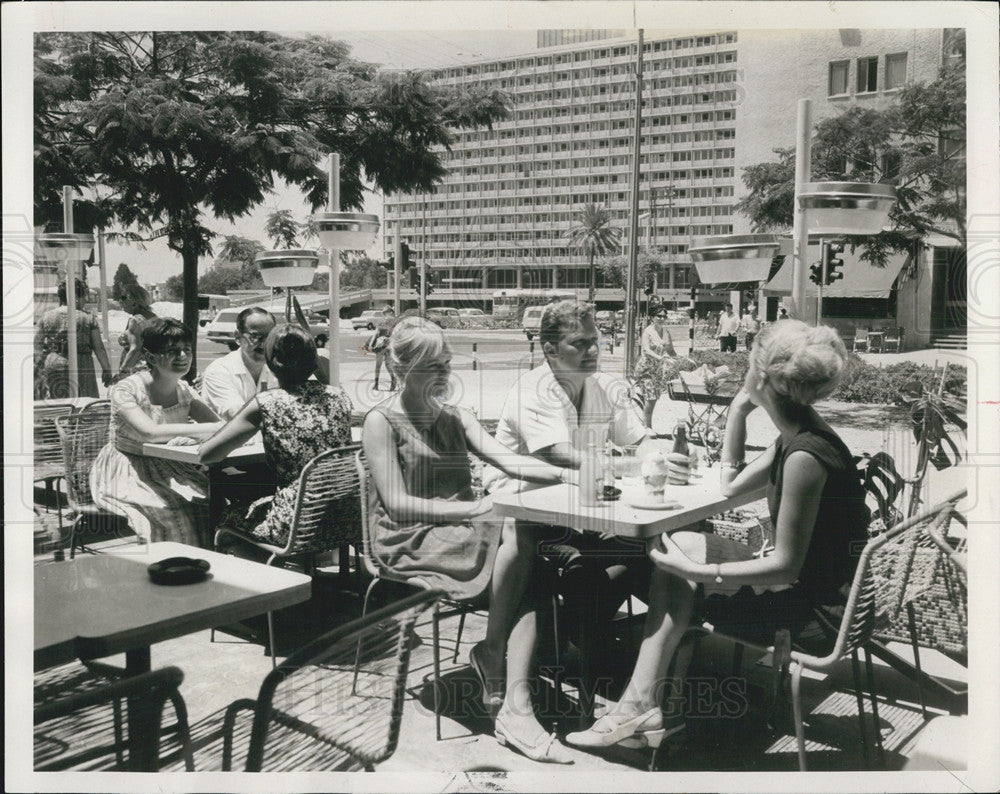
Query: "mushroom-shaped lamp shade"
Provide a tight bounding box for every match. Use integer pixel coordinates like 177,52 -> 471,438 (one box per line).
35,233 -> 96,265
312,212 -> 380,251
255,250 -> 320,288
688,234 -> 781,285
798,182 -> 897,236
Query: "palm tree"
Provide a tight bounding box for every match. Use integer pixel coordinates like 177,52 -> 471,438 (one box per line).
566,203 -> 621,302
264,209 -> 301,249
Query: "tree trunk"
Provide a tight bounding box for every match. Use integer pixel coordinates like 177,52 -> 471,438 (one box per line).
181,244 -> 200,384
588,250 -> 596,303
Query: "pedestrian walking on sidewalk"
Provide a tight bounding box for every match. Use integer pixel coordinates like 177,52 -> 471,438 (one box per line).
717,305 -> 740,353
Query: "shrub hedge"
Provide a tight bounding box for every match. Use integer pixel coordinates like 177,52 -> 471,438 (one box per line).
669,349 -> 966,407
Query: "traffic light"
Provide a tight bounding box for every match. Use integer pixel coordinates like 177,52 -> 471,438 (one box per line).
424,272 -> 434,294
380,253 -> 395,270
411,269 -> 422,293
824,241 -> 845,285
400,242 -> 411,271
809,260 -> 823,285
644,279 -> 654,297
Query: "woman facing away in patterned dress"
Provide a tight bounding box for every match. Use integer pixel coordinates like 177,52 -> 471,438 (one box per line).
362,317 -> 575,761
199,324 -> 353,546
34,278 -> 113,398
116,284 -> 158,379
565,320 -> 869,751
632,308 -> 679,430
91,318 -> 223,546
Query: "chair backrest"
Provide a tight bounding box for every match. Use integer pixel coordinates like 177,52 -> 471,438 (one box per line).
279,443 -> 362,557
34,666 -> 186,771
240,589 -> 442,772
355,449 -> 387,581
854,328 -> 868,341
814,495 -> 965,665
34,404 -> 76,466
884,327 -> 901,342
77,399 -> 112,418
55,412 -> 111,512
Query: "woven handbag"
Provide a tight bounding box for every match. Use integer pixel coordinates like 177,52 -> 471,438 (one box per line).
703,509 -> 774,557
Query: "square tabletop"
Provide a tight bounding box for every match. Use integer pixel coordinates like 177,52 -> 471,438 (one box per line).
34,541 -> 311,671
491,477 -> 766,539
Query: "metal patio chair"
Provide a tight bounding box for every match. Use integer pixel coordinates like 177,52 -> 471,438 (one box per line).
213,443 -> 363,667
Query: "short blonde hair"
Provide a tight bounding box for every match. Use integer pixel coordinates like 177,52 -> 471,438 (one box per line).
388,316 -> 450,382
751,320 -> 847,407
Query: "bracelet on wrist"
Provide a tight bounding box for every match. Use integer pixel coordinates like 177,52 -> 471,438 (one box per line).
720,459 -> 745,470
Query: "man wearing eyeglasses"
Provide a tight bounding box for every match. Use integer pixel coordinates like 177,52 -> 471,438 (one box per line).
201,307 -> 277,420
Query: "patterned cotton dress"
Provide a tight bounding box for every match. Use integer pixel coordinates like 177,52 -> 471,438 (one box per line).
221,382 -> 354,546
35,307 -> 101,398
90,373 -> 211,546
633,323 -> 677,403
368,402 -> 502,600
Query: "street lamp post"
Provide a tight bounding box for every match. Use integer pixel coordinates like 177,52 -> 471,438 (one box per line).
312,154 -> 380,386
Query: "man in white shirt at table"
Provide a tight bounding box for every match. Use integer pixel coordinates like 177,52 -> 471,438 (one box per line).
201,307 -> 277,420
484,300 -> 656,714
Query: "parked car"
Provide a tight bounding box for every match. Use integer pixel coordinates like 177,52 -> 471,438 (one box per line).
458,308 -> 486,318
595,310 -> 618,333
426,307 -> 463,328
521,305 -> 545,340
206,307 -> 330,350
352,310 -> 389,331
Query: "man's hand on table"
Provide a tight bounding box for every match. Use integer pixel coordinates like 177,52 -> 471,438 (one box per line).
166,436 -> 199,446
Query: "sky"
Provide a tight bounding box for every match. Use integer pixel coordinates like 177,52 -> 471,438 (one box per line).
100,30 -> 541,284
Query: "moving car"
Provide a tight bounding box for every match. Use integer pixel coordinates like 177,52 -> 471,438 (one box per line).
352,310 -> 389,331
206,307 -> 330,350
458,308 -> 486,318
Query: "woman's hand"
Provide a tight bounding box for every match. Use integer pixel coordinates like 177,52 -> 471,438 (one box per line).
648,533 -> 702,579
166,436 -> 199,446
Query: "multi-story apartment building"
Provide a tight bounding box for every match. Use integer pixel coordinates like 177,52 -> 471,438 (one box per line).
382,28 -> 960,344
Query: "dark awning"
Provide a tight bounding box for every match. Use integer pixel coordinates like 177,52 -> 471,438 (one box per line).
761,247 -> 908,298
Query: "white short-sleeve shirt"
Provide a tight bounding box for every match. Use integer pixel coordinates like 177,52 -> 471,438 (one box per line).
484,361 -> 644,493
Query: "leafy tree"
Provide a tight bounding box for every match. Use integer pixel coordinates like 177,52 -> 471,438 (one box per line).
264,209 -> 300,249
566,203 -> 621,301
735,50 -> 965,267
163,273 -> 184,301
111,262 -> 143,303
341,256 -> 389,290
600,249 -> 662,289
35,31 -> 508,377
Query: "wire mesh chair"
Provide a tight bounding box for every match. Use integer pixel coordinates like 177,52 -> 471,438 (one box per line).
34,666 -> 191,772
701,499 -> 961,771
34,404 -> 76,554
354,450 -> 501,740
55,411 -> 128,559
197,589 -> 441,772
852,328 -> 869,353
873,498 -> 967,719
213,443 -> 363,667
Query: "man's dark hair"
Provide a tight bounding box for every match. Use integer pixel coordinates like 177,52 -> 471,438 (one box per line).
539,300 -> 595,349
236,306 -> 276,334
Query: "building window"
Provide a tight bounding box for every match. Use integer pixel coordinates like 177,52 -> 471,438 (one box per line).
885,52 -> 908,89
857,56 -> 878,93
828,60 -> 849,96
